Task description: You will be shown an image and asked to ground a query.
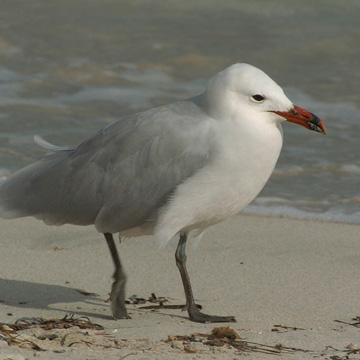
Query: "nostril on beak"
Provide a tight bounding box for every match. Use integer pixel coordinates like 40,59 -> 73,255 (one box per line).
289,108 -> 298,116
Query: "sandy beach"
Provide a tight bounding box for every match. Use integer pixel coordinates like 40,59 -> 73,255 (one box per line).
0,0 -> 359,359
1,214 -> 359,359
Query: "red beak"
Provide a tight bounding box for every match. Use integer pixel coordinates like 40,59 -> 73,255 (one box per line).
272,105 -> 326,135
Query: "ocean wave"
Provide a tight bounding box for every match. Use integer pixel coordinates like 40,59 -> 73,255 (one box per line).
243,204 -> 360,225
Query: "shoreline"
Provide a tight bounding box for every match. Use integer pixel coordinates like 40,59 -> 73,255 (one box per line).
1,214 -> 360,359
243,205 -> 360,227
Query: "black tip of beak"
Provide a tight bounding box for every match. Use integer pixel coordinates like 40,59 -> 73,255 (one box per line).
309,113 -> 327,135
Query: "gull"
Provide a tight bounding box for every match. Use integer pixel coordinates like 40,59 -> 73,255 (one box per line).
0,63 -> 326,323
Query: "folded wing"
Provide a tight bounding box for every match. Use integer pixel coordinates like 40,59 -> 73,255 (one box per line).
0,98 -> 212,234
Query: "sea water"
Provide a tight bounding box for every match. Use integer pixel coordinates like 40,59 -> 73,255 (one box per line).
0,0 -> 359,224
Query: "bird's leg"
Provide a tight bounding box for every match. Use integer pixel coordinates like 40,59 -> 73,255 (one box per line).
104,233 -> 130,319
175,232 -> 236,323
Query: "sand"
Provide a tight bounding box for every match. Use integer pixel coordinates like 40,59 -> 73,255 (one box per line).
1,214 -> 360,359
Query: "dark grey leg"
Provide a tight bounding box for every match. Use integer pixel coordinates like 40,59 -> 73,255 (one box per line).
104,233 -> 130,319
175,232 -> 236,323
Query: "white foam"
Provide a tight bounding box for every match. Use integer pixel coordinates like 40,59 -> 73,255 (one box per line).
243,204 -> 360,225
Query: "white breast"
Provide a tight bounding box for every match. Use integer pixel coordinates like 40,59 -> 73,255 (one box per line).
155,120 -> 283,247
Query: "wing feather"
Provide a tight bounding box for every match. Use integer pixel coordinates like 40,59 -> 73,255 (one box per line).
0,98 -> 212,233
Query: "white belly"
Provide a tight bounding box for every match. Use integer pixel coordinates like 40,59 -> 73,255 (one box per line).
155,122 -> 283,247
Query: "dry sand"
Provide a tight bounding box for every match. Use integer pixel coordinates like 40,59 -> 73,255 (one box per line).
1,214 -> 360,359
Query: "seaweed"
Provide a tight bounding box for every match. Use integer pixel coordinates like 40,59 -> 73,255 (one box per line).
166,326 -> 312,355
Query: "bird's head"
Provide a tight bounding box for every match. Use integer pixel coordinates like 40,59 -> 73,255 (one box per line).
205,63 -> 326,135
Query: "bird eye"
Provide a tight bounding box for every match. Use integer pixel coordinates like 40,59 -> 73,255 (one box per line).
252,94 -> 265,102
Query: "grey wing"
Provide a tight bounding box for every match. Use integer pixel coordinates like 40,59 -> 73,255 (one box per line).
0,99 -> 212,233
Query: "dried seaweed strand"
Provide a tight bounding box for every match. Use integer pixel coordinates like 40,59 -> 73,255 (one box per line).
0,331 -> 45,351
334,317 -> 360,328
1,313 -> 104,332
167,327 -> 313,356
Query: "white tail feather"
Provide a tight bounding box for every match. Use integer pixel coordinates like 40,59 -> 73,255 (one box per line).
34,135 -> 69,151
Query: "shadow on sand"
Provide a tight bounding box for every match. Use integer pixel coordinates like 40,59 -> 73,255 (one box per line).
0,278 -> 113,320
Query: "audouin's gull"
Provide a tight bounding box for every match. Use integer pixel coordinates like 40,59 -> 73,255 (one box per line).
0,63 -> 326,323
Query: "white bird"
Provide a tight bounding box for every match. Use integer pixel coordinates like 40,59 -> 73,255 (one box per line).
0,63 -> 326,323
